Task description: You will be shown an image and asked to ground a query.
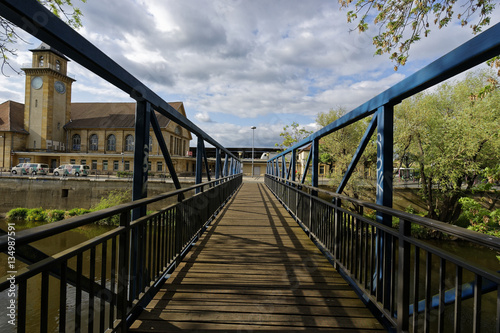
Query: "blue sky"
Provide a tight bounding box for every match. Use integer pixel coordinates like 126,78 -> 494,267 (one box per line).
0,0 -> 497,148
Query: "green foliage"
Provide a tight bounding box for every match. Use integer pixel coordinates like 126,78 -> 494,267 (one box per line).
6,208 -> 28,221
339,0 -> 496,69
394,70 -> 500,221
275,122 -> 313,150
1,0 -> 86,75
459,197 -> 500,237
45,209 -> 66,223
64,208 -> 91,219
91,190 -> 131,226
26,208 -> 47,222
116,171 -> 133,178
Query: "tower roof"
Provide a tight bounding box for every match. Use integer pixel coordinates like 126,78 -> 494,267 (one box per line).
30,42 -> 69,61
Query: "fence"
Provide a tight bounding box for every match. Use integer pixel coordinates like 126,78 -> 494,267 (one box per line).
266,175 -> 500,332
0,174 -> 242,332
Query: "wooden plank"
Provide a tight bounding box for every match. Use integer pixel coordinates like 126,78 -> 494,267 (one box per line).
130,183 -> 385,332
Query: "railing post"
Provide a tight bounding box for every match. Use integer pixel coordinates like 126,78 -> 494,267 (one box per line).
397,219 -> 411,332
118,210 -> 131,332
333,198 -> 341,268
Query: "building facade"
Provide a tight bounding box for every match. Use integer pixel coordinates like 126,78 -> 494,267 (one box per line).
0,43 -> 194,175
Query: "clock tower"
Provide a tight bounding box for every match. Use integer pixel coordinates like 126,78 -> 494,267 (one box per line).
22,43 -> 75,151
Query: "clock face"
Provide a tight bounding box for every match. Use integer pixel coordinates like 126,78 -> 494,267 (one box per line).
55,81 -> 66,94
31,76 -> 43,90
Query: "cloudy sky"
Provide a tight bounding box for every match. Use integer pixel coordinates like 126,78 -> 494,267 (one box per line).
1,0 -> 498,148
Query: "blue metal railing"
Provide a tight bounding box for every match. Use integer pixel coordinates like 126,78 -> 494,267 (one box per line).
0,174 -> 242,332
266,175 -> 500,332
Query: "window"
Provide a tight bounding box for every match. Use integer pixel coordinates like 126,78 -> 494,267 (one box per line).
91,160 -> 97,170
148,161 -> 151,171
56,60 -> 61,71
72,134 -> 81,151
70,159 -> 75,164
81,159 -> 87,165
113,160 -> 119,171
157,162 -> 162,172
149,135 -> 153,153
124,161 -> 130,171
125,135 -> 134,151
107,134 -> 116,151
103,160 -> 108,171
89,134 -> 98,151
38,56 -> 44,67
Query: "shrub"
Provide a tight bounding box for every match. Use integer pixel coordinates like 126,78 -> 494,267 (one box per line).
459,197 -> 500,237
46,209 -> 66,223
64,208 -> 91,219
26,208 -> 47,222
92,190 -> 131,226
116,171 -> 132,178
6,208 -> 29,221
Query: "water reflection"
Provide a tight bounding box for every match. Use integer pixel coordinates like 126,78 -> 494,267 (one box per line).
0,219 -> 114,332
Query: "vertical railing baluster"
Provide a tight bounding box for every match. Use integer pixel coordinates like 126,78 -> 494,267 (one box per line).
424,251 -> 432,333
117,211 -> 131,333
438,258 -> 446,332
473,274 -> 482,333
40,271 -> 49,333
455,265 -> 462,333
100,241 -> 107,332
413,246 -> 420,331
88,247 -> 96,333
110,236 -> 117,328
397,219 -> 410,331
75,253 -> 83,332
59,262 -> 67,333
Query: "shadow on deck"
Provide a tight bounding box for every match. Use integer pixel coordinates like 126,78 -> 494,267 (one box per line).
130,182 -> 386,332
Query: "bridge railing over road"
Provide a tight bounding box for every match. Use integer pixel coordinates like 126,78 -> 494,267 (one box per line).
0,174 -> 242,332
266,175 -> 500,332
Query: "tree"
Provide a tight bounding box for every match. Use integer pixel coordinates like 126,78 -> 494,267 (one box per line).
339,0 -> 498,70
275,122 -> 313,150
316,107 -> 377,212
0,0 -> 86,75
394,70 -> 500,222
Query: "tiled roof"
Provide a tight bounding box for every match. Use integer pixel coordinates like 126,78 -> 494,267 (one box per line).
0,100 -> 28,133
66,102 -> 184,129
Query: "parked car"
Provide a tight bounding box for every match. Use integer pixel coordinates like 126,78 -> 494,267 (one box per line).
11,163 -> 31,175
53,164 -> 90,177
28,163 -> 49,175
11,163 -> 49,175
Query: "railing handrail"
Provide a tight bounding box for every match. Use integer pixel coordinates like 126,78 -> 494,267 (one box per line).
266,175 -> 500,251
0,174 -> 241,251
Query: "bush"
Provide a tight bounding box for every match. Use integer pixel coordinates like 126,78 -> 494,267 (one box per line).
26,208 -> 47,222
6,208 -> 29,221
91,190 -> 131,226
459,197 -> 500,237
64,208 -> 91,219
116,171 -> 132,178
46,209 -> 66,223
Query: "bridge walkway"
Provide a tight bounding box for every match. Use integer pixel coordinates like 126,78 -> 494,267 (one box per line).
130,182 -> 385,332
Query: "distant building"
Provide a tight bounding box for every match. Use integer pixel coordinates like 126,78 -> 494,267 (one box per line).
0,43 -> 194,175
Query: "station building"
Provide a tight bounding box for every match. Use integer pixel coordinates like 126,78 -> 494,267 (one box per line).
0,43 -> 194,175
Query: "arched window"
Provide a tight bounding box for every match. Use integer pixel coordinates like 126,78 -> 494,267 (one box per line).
72,134 -> 81,151
149,135 -> 153,153
125,135 -> 134,151
56,60 -> 61,71
38,56 -> 44,67
89,134 -> 98,151
107,134 -> 116,151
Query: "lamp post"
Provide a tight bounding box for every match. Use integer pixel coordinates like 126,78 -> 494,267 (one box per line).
251,126 -> 256,177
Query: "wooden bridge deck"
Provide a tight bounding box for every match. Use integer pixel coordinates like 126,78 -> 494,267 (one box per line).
130,182 -> 386,332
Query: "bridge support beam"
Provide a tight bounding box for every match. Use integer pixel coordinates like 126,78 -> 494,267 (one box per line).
132,100 -> 151,219
375,104 -> 394,307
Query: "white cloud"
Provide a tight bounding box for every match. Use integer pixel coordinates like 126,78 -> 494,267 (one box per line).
0,0 -> 497,148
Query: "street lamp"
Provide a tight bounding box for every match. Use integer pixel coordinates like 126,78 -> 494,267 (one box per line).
251,126 -> 256,177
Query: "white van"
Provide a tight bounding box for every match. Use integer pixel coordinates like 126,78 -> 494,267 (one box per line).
53,164 -> 90,177
11,163 -> 49,175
